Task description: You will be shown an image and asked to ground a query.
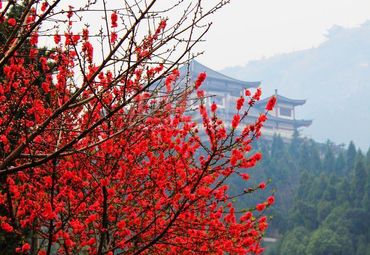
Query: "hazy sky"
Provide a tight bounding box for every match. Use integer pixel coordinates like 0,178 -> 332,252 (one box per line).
197,0 -> 370,70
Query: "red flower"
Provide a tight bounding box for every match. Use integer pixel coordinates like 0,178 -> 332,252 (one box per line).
197,90 -> 204,98
231,114 -> 240,129
236,96 -> 245,110
253,88 -> 262,100
54,34 -> 61,44
82,28 -> 89,40
266,96 -> 276,111
67,6 -> 74,19
72,34 -> 80,44
258,114 -> 267,122
41,1 -> 48,12
165,69 -> 180,92
7,18 -> 16,26
258,182 -> 266,190
30,33 -> 38,46
267,196 -> 275,205
110,31 -> 117,44
240,211 -> 252,222
240,173 -> 250,181
211,102 -> 217,112
159,20 -> 166,30
245,89 -> 251,96
111,12 -> 118,28
195,72 -> 206,89
1,222 -> 13,232
253,152 -> 262,161
259,216 -> 267,223
256,203 -> 266,212
22,243 -> 31,252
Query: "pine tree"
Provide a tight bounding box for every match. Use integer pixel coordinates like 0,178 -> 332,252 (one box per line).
346,141 -> 357,171
351,153 -> 367,206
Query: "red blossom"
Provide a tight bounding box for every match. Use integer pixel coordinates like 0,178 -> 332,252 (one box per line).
41,1 -> 48,12
54,33 -> 61,44
211,102 -> 217,112
165,69 -> 180,92
0,3 -> 272,254
110,31 -> 118,44
21,243 -> 31,253
7,18 -> 16,26
1,222 -> 13,232
258,115 -> 267,124
159,20 -> 166,30
231,114 -> 241,129
197,90 -> 205,98
256,203 -> 266,211
253,88 -> 262,100
253,152 -> 262,161
67,6 -> 74,19
30,33 -> 38,46
241,173 -> 250,181
266,96 -> 277,110
236,96 -> 245,110
82,28 -> 89,41
258,182 -> 266,190
72,34 -> 80,44
240,211 -> 252,222
111,11 -> 118,28
195,72 -> 207,89
267,196 -> 275,205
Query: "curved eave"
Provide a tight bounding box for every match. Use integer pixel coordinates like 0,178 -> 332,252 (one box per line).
179,60 -> 260,88
294,119 -> 313,127
265,114 -> 313,127
206,77 -> 261,89
256,94 -> 306,107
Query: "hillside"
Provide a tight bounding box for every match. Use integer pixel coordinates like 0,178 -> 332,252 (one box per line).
223,21 -> 370,150
227,137 -> 370,255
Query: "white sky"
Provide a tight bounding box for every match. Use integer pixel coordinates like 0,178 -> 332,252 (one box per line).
197,0 -> 370,70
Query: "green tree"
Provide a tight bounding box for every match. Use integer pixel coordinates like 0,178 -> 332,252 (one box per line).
351,154 -> 367,205
271,135 -> 285,159
346,208 -> 370,235
366,147 -> 370,167
317,200 -> 332,222
289,129 -> 301,159
322,206 -> 351,234
322,141 -> 336,172
290,200 -> 318,230
346,141 -> 357,171
355,236 -> 369,255
279,227 -> 309,255
334,152 -> 346,174
306,227 -> 350,255
298,140 -> 322,173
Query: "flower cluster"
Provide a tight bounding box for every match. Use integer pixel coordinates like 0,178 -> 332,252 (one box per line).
0,3 -> 276,254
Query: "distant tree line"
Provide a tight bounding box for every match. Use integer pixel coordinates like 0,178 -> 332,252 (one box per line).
228,133 -> 370,255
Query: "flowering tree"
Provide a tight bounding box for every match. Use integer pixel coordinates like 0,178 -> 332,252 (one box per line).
0,1 -> 276,254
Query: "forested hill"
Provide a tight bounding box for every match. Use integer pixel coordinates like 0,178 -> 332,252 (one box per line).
230,136 -> 370,255
222,21 -> 370,150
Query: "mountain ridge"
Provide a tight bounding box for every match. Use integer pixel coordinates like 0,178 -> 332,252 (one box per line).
222,21 -> 370,150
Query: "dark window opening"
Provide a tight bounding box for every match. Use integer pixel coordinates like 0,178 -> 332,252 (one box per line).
279,107 -> 292,117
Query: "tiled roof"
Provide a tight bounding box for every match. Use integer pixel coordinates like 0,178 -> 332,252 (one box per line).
180,60 -> 260,88
256,94 -> 306,107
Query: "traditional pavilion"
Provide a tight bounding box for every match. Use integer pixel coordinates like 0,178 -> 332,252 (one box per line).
180,60 -> 312,139
253,92 -> 312,139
